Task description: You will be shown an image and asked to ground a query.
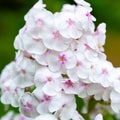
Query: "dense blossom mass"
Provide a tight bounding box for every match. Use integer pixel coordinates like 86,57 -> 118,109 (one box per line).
0,0 -> 120,120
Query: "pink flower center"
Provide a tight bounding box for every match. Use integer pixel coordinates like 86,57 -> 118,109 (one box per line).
4,86 -> 10,93
52,30 -> 61,40
23,102 -> 33,112
64,80 -> 74,88
86,12 -> 91,17
36,19 -> 44,27
41,94 -> 51,103
66,18 -> 75,26
23,51 -> 35,60
84,43 -> 92,51
86,12 -> 91,20
102,68 -> 108,75
47,77 -> 53,82
58,54 -> 67,65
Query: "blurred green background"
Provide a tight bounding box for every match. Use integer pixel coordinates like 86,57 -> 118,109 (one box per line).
0,0 -> 120,119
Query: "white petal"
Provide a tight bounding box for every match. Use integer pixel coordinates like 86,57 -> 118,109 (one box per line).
67,68 -> 79,82
74,0 -> 90,6
95,114 -> 103,120
43,82 -> 61,96
34,114 -> 57,120
37,104 -> 49,114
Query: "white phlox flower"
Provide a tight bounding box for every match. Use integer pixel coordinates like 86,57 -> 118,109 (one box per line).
0,62 -> 24,107
92,60 -> 113,87
46,50 -> 77,72
14,51 -> 37,88
41,27 -> 72,51
75,5 -> 96,32
55,11 -> 83,39
19,93 -> 39,118
14,26 -> 47,55
34,67 -> 62,96
67,51 -> 92,82
33,88 -> 75,115
61,79 -> 80,94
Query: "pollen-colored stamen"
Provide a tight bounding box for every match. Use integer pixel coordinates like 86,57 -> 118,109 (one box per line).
21,69 -> 26,74
76,61 -> 82,67
58,54 -> 67,65
33,38 -> 41,42
64,80 -> 74,88
47,77 -> 52,82
98,43 -> 102,50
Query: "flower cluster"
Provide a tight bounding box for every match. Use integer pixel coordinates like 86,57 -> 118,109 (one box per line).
1,111 -> 103,120
0,0 -> 120,119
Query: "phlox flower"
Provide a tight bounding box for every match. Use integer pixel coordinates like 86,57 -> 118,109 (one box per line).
46,50 -> 77,72
55,11 -> 82,39
92,60 -> 113,87
0,62 -> 24,107
34,67 -> 62,96
75,5 -> 96,32
14,26 -> 47,56
67,52 -> 92,82
61,79 -> 80,94
19,93 -> 39,118
33,88 -> 75,115
41,27 -> 72,51
13,51 -> 37,88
